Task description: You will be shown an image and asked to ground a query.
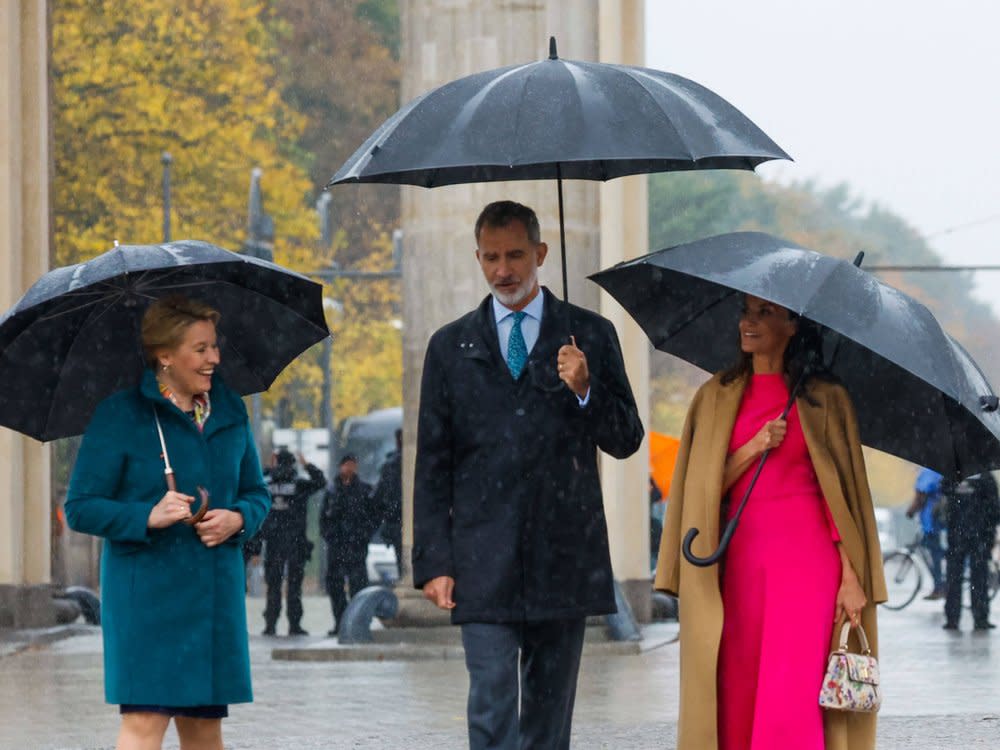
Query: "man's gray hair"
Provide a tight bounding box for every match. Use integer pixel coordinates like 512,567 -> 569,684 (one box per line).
474,201 -> 541,245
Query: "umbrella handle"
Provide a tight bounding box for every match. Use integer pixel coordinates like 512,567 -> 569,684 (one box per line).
683,520 -> 739,567
182,486 -> 210,526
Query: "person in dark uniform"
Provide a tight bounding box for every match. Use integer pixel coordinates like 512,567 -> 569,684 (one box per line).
943,472 -> 1000,631
374,429 -> 403,576
260,449 -> 326,636
320,455 -> 379,635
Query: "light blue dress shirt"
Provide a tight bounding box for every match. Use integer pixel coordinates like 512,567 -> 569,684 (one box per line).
492,293 -> 590,405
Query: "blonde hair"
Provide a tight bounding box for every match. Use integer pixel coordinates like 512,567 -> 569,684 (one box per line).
141,295 -> 221,369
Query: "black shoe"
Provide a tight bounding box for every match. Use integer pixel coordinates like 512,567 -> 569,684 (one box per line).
262,625 -> 277,636
326,628 -> 338,637
288,625 -> 309,636
973,621 -> 996,631
942,621 -> 959,630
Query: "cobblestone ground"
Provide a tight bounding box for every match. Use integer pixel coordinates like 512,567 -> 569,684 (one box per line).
1,595 -> 999,749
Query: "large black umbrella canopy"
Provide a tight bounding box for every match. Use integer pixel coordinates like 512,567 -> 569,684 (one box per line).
591,231 -> 1000,479
0,240 -> 329,441
328,38 -> 790,298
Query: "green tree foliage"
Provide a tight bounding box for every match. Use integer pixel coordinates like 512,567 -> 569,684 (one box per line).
51,0 -> 317,266
261,0 -> 403,429
50,0 -> 404,444
649,172 -> 1000,504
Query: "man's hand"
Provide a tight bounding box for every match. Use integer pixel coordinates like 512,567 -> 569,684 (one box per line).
423,575 -> 456,610
557,336 -> 590,398
195,508 -> 244,548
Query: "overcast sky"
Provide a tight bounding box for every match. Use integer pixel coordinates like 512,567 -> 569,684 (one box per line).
646,1 -> 1000,309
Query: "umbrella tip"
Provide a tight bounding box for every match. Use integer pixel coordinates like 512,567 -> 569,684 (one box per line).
853,251 -> 865,268
113,239 -> 120,248
549,36 -> 558,60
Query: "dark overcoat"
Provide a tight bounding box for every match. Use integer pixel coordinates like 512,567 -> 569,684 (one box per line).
320,476 -> 378,563
413,288 -> 644,624
65,371 -> 269,707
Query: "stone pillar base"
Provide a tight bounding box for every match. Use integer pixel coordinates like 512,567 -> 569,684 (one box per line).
384,584 -> 453,627
0,584 -> 59,629
618,578 -> 652,624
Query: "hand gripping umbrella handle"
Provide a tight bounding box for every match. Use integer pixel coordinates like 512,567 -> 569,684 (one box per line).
681,365 -> 810,567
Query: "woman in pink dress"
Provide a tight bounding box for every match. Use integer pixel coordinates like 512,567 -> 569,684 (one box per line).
655,294 -> 885,750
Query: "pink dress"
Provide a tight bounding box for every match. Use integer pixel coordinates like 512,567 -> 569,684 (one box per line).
717,373 -> 842,750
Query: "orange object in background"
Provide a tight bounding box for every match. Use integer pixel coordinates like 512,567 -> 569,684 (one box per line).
650,432 -> 680,499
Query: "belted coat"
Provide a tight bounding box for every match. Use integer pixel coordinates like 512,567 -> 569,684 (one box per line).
413,288 -> 644,624
66,371 -> 269,707
655,372 -> 887,750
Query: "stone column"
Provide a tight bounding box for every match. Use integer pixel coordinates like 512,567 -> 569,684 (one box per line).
597,0 -> 651,622
0,0 -> 54,628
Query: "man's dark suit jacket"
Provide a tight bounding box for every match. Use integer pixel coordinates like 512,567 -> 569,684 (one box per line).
413,287 -> 644,624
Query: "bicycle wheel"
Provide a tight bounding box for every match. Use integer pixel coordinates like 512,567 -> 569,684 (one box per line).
882,551 -> 922,610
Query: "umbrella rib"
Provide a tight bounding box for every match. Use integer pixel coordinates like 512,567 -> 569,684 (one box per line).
222,336 -> 270,393
38,291 -> 127,438
618,67 -> 699,161
38,294 -> 120,322
659,284 -> 736,342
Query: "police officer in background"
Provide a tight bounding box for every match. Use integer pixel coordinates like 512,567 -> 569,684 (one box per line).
261,448 -> 326,636
321,455 -> 379,636
943,472 -> 1000,631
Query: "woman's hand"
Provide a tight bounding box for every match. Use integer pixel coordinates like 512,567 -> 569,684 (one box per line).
836,566 -> 868,627
722,418 -> 789,494
195,508 -> 244,548
147,491 -> 195,529
752,418 -> 787,453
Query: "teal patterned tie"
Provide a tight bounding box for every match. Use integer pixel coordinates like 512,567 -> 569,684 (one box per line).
507,311 -> 528,379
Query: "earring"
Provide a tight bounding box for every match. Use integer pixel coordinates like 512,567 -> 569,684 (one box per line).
161,363 -> 170,373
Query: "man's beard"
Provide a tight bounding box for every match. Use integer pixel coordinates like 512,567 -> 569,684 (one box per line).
491,269 -> 537,308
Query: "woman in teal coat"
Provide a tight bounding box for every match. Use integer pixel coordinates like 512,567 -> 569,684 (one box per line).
66,295 -> 270,750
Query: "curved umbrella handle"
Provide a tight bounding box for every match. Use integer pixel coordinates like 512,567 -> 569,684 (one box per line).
682,517 -> 741,567
183,486 -> 210,526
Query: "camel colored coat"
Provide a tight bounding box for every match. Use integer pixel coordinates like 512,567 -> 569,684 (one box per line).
655,373 -> 887,750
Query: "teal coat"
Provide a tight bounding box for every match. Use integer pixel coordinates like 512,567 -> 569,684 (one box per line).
66,371 -> 269,706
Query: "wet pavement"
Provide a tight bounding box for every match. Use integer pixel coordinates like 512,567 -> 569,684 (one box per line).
1,595 -> 999,749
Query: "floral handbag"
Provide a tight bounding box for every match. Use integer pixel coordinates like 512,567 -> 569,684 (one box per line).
818,622 -> 881,713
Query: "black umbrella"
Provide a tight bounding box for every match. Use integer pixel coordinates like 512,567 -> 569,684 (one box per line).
0,240 -> 329,441
328,37 -> 790,300
591,231 -> 1000,564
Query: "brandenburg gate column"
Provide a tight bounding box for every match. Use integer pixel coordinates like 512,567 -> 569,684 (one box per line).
0,0 -> 55,627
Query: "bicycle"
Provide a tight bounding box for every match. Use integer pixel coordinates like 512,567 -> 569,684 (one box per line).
882,532 -> 1000,611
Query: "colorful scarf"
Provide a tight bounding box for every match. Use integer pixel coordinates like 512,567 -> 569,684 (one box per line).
158,380 -> 211,432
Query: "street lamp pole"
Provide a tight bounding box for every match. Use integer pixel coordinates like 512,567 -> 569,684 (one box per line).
161,152 -> 172,243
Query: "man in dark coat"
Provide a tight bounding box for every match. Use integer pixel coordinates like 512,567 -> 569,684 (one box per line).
260,449 -> 326,636
943,472 -> 1000,630
320,455 -> 378,635
413,200 -> 644,750
373,429 -> 403,575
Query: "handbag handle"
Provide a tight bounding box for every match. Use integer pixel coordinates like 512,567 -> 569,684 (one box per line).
836,621 -> 871,655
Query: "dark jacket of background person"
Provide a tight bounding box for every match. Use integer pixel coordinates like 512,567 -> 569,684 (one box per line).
373,445 -> 403,554
321,475 -> 378,563
943,473 -> 1000,538
65,371 -> 269,706
260,456 -> 326,552
413,290 -> 644,624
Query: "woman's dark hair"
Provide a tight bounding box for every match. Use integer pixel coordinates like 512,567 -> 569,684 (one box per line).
720,301 -> 833,400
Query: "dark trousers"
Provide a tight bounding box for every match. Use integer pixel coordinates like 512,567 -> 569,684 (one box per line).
945,532 -> 992,625
262,543 -> 306,628
922,531 -> 946,591
461,618 -> 586,750
325,551 -> 368,628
